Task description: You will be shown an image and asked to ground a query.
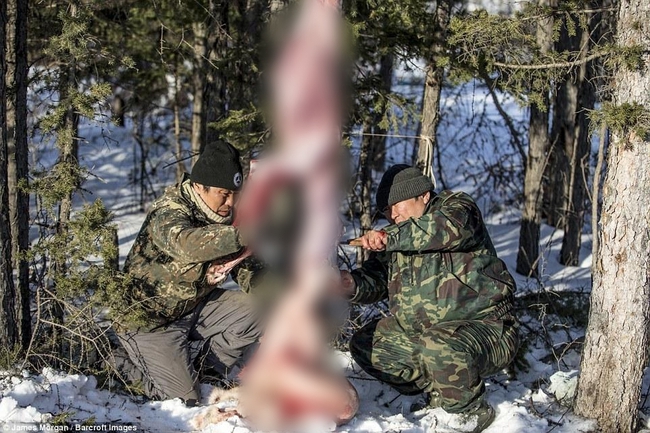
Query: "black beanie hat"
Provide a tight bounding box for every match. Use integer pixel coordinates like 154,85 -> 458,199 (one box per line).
376,164 -> 434,211
190,140 -> 243,191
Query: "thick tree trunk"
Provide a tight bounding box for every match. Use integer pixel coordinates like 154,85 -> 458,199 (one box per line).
516,0 -> 554,277
6,0 -> 31,349
0,0 -> 19,349
574,2 -> 650,431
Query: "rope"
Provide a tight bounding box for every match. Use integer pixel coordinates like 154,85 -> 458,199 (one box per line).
348,131 -> 430,140
348,131 -> 438,190
420,135 -> 437,190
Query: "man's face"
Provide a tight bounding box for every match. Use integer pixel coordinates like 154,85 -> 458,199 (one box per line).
384,192 -> 430,224
195,184 -> 238,217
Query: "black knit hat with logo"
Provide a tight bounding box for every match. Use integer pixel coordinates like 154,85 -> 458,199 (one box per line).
190,140 -> 243,191
376,164 -> 434,211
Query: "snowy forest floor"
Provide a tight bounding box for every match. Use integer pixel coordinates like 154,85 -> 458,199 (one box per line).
3,210 -> 650,433
3,80 -> 650,432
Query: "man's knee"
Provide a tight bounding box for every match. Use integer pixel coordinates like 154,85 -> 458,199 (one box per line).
349,323 -> 375,366
201,290 -> 263,339
116,329 -> 199,403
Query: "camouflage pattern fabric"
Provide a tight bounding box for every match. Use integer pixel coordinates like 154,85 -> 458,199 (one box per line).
350,315 -> 518,413
349,190 -> 518,411
121,174 -> 265,330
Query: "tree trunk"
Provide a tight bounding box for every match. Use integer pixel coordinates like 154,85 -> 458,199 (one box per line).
106,227 -> 119,272
574,2 -> 650,431
559,15 -> 596,266
370,53 -> 393,171
204,1 -> 228,148
6,0 -> 31,349
416,0 -> 453,172
545,12 -> 581,230
588,0 -> 615,270
591,124 -> 607,270
545,90 -> 572,229
51,10 -> 80,337
173,72 -> 186,182
418,67 -> 443,173
357,123 -> 373,266
516,0 -> 554,277
356,54 -> 393,265
191,21 -> 207,163
56,71 -> 80,239
0,0 -> 19,349
517,104 -> 548,277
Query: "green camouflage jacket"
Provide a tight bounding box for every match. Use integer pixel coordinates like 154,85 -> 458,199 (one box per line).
351,190 -> 516,334
122,174 -> 263,329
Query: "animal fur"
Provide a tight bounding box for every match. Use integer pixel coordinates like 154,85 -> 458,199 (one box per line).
191,387 -> 243,429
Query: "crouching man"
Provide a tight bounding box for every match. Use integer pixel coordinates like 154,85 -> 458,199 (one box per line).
340,165 -> 519,433
114,140 -> 265,407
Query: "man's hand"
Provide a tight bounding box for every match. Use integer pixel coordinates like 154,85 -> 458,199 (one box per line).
338,270 -> 356,299
359,230 -> 387,251
205,249 -> 253,285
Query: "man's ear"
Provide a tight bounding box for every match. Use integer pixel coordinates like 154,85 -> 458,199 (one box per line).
421,191 -> 431,204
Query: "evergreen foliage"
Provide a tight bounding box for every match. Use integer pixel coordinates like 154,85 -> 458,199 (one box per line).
447,4 -> 619,109
1,0 -> 642,399
590,102 -> 650,143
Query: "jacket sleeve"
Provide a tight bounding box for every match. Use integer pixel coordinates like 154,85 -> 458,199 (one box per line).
150,204 -> 244,263
384,191 -> 484,253
231,256 -> 267,294
350,251 -> 390,304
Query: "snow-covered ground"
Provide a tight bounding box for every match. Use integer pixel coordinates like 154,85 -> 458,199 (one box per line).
0,210 -> 609,432
3,66 -> 648,432
0,191 -> 617,433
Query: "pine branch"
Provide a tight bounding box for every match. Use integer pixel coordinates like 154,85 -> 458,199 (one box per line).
493,50 -> 609,71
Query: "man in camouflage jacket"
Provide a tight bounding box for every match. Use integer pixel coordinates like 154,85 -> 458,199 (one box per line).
340,165 -> 518,432
116,140 -> 265,406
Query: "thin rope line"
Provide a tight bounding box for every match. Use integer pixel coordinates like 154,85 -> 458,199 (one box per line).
347,131 -> 433,140
347,131 -> 438,188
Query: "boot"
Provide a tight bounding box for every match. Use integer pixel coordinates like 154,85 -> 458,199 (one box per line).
458,400 -> 495,433
409,391 -> 443,412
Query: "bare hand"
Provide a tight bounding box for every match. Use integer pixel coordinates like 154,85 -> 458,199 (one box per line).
359,230 -> 387,251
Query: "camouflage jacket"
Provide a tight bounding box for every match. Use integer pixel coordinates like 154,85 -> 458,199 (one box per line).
351,190 -> 516,334
122,174 -> 263,329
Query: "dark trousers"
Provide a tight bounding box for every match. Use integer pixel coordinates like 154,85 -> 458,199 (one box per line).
350,316 -> 518,413
117,289 -> 262,405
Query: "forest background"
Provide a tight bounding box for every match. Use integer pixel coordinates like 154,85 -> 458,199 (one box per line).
1,0 -> 650,432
